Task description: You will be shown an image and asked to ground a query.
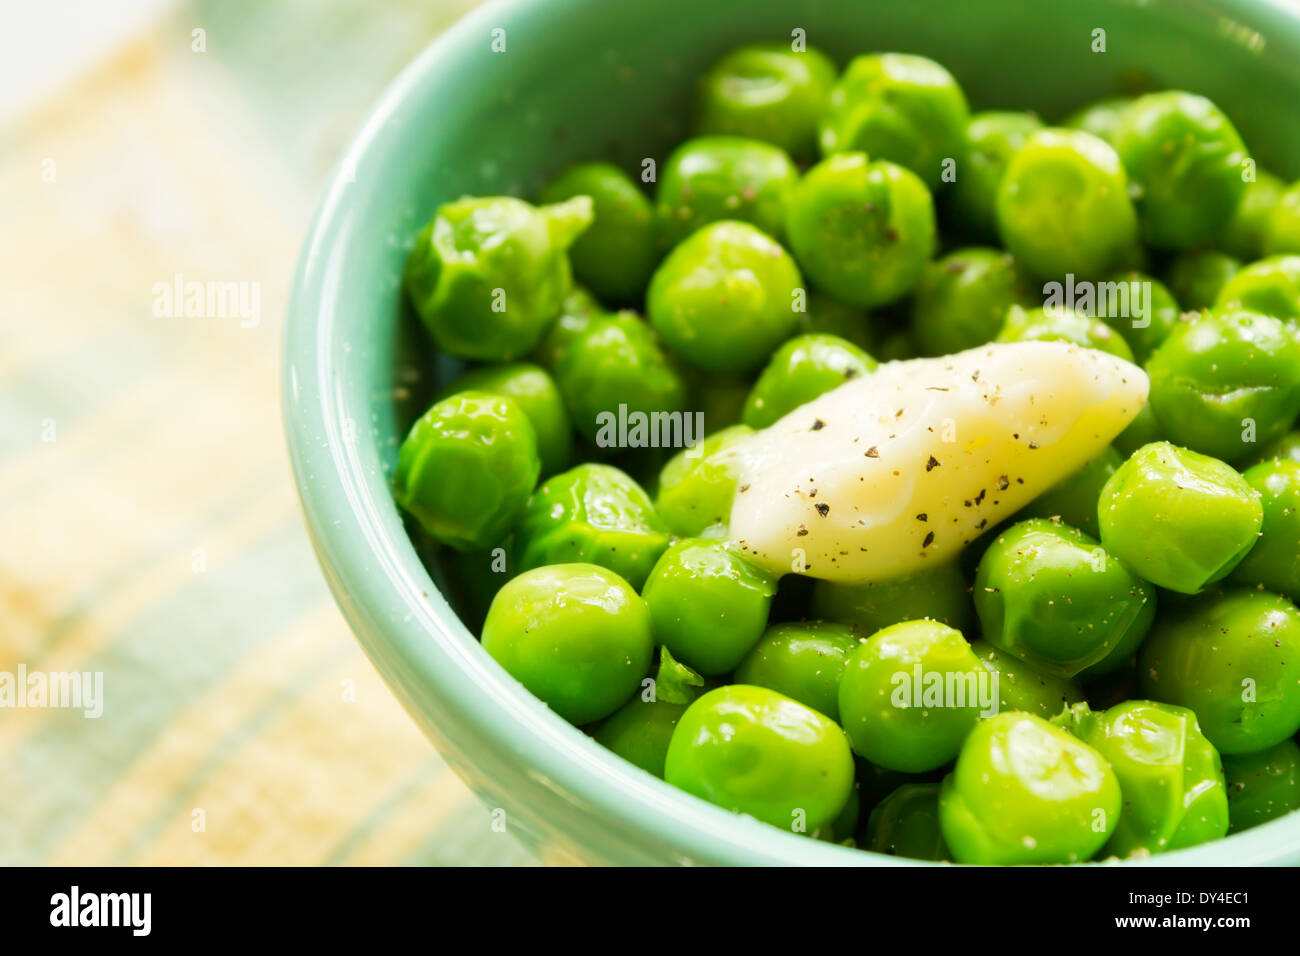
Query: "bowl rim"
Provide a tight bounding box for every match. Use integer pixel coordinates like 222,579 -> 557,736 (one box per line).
283,0 -> 1300,866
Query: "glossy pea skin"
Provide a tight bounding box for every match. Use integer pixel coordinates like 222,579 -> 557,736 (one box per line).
482,563 -> 654,725
1138,588 -> 1300,754
592,647 -> 707,777
996,128 -> 1138,280
1146,309 -> 1300,463
865,783 -> 951,861
811,561 -> 974,635
1096,271 -> 1182,363
1114,91 -> 1249,249
554,310 -> 687,443
1265,180 -> 1300,255
911,247 -> 1033,356
643,538 -> 777,675
819,53 -> 970,189
734,621 -> 858,722
539,162 -> 657,303
838,620 -> 987,773
514,463 -> 670,590
653,424 -> 751,537
975,519 -> 1156,679
647,221 -> 803,374
938,711 -> 1121,865
440,362 -> 573,477
693,43 -> 838,161
1163,249 -> 1241,311
997,304 -> 1135,362
656,136 -> 799,247
393,391 -> 540,551
970,639 -> 1083,720
1018,446 -> 1121,540
1247,430 -> 1300,467
796,293 -> 874,350
404,195 -> 592,360
948,112 -> 1043,242
1222,739 -> 1300,833
530,285 -> 606,370
1229,460 -> 1300,601
1062,96 -> 1131,145
742,334 -> 877,429
1219,169 -> 1286,261
786,153 -> 936,308
665,684 -> 855,832
1098,442 -> 1261,594
1212,254 -> 1300,320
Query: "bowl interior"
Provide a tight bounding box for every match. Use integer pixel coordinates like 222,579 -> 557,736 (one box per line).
285,0 -> 1300,865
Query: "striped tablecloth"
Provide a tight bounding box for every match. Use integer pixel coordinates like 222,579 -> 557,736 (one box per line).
0,0 -> 535,866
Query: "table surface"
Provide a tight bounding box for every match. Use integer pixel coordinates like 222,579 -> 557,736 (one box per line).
0,0 -> 537,865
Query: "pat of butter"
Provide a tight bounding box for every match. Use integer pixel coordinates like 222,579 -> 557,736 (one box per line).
722,341 -> 1148,583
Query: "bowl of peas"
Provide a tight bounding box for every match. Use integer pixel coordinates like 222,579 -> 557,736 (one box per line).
283,0 -> 1300,865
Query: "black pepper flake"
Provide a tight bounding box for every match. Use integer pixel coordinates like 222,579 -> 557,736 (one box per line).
865,446 -> 879,458
811,418 -> 826,431
926,455 -> 940,471
922,531 -> 935,548
797,525 -> 808,536
997,475 -> 1010,491
1028,440 -> 1039,449
916,513 -> 928,521
974,489 -> 986,505
896,408 -> 905,418
739,484 -> 750,493
815,503 -> 830,517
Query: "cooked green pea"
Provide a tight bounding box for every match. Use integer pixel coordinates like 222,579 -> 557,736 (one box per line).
1018,447 -> 1122,539
1230,460 -> 1300,601
1247,431 -> 1300,467
786,153 -> 936,308
819,53 -> 970,189
654,424 -> 751,537
554,310 -> 687,443
394,391 -> 539,551
440,362 -> 572,477
404,195 -> 592,360
865,783 -> 951,861
1062,96 -> 1131,145
742,334 -> 876,429
693,43 -> 838,161
1265,180 -> 1300,255
1114,91 -> 1249,249
811,561 -> 974,635
1098,442 -> 1262,593
1163,249 -> 1241,311
1113,401 -> 1165,459
996,128 -> 1138,280
482,563 -> 653,725
1213,254 -> 1300,320
838,620 -> 987,772
539,162 -> 657,303
975,519 -> 1156,678
665,685 -> 855,832
647,221 -> 803,373
1222,739 -> 1300,833
948,112 -> 1043,242
514,463 -> 670,589
656,136 -> 799,247
970,639 -> 1083,720
1220,169 -> 1286,261
734,621 -> 857,721
997,305 -> 1135,361
592,647 -> 707,777
911,247 -> 1033,355
530,285 -> 606,370
1146,309 -> 1300,463
1138,588 -> 1300,754
1096,271 -> 1182,363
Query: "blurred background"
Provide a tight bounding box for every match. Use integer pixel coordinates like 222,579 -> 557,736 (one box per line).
0,0 -> 539,865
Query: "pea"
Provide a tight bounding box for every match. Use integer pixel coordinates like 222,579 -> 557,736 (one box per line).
1098,442 -> 1262,594
734,621 -> 858,722
838,620 -> 987,772
656,136 -> 799,247
996,128 -> 1138,279
1138,588 -> 1300,754
811,561 -> 974,635
742,334 -> 877,429
948,111 -> 1043,242
665,685 -> 855,832
816,782 -> 862,845
819,53 -> 970,189
539,162 -> 657,303
1163,249 -> 1241,311
1060,700 -> 1229,857
554,310 -> 687,444
642,538 -> 777,675
911,247 -> 1034,356
786,153 -> 936,308
1096,271 -> 1182,363
482,563 -> 654,725
1265,179 -> 1300,255
440,362 -> 573,477
997,304 -> 1135,361
693,43 -> 838,161
1113,401 -> 1165,459
647,220 -> 803,373
969,639 -> 1083,720
1146,309 -> 1300,463
514,463 -> 670,589
404,195 -> 592,360
975,519 -> 1156,678
530,285 -> 607,370
1222,739 -> 1300,833
1062,96 -> 1132,145
1018,446 -> 1122,540
1219,169 -> 1286,261
938,711 -> 1121,865
393,391 -> 539,551
1114,91 -> 1249,249
1229,460 -> 1300,601
654,424 -> 751,537
1213,254 -> 1300,320
865,783 -> 951,861
1247,431 -> 1300,467
592,647 -> 707,778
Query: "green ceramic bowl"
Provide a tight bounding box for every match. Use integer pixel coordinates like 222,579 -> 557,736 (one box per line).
284,0 -> 1300,865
